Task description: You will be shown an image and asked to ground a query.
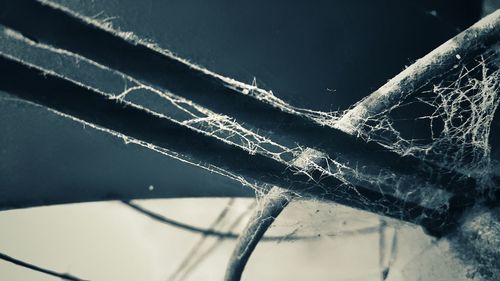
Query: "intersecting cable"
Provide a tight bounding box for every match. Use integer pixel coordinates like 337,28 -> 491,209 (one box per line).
223,147 -> 328,280
167,198 -> 235,281
0,52 -> 450,231
336,9 -> 500,135
123,199 -> 380,241
0,2 -> 497,281
0,251 -> 88,281
123,200 -> 242,240
122,200 -> 316,242
1,0 -> 497,236
0,0 -> 478,197
222,11 -> 500,281
224,187 -> 291,281
175,201 -> 256,281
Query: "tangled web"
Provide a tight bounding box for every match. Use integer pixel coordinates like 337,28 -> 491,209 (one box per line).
349,54 -> 500,196
2,10 -> 499,217
1,3 -> 499,280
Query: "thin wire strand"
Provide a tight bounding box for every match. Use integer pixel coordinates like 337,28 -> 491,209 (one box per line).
0,251 -> 88,281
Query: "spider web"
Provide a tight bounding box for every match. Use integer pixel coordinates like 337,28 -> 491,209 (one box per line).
0,4 -> 499,280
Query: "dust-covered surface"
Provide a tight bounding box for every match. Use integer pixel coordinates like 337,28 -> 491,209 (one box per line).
0,0 -> 499,281
1,0 -> 495,229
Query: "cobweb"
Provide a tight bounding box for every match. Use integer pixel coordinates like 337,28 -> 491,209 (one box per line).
1,4 -> 498,225
346,53 -> 500,196
0,4 -> 499,280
